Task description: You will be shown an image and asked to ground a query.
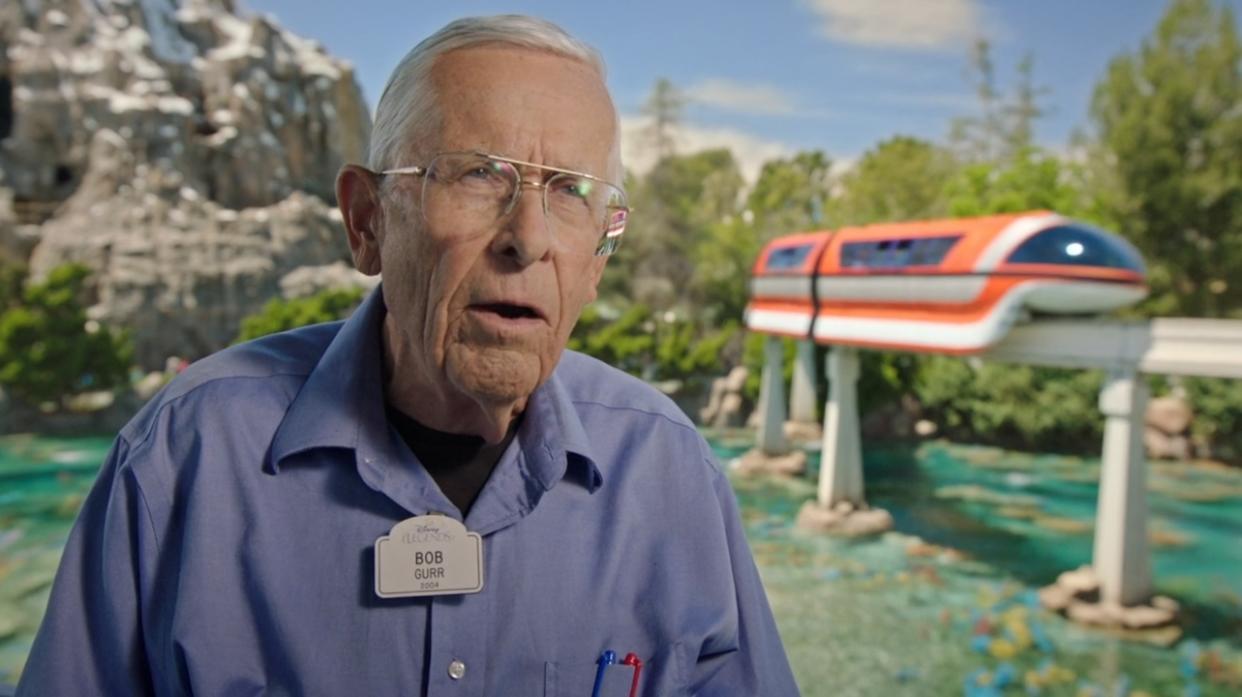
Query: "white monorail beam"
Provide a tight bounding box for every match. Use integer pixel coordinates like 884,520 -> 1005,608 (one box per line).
984,318 -> 1242,378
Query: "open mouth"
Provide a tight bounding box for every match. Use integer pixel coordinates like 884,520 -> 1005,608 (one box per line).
473,302 -> 542,320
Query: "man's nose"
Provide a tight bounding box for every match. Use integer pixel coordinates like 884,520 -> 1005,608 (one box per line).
491,180 -> 553,266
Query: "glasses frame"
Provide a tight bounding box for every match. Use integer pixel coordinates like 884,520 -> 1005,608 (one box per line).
380,150 -> 629,256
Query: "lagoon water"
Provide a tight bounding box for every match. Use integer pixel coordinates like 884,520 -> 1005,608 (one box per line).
1,433 -> 1239,694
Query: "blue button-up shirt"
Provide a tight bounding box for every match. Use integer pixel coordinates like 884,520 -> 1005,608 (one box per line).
18,288 -> 798,696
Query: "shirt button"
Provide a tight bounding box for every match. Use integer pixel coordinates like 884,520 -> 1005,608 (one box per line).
448,659 -> 466,680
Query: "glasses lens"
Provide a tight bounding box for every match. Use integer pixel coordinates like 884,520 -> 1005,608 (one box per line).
545,173 -> 628,255
421,153 -> 517,227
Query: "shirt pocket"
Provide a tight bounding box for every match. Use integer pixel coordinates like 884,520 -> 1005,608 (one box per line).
544,643 -> 686,697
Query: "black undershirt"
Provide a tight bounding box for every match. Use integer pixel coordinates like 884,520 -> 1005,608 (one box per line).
385,404 -> 518,517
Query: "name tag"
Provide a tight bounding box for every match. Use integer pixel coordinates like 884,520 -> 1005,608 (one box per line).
374,514 -> 484,598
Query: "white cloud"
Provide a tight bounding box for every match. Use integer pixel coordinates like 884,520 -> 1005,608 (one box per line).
619,115 -> 795,183
804,0 -> 989,51
685,78 -> 800,116
867,91 -> 977,110
683,78 -> 833,118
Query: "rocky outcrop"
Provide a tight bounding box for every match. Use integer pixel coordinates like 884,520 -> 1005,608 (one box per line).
700,366 -> 748,427
1144,391 -> 1194,460
796,499 -> 895,537
1038,565 -> 1182,646
1,0 -> 368,210
279,261 -> 378,300
1,0 -> 371,368
733,448 -> 807,476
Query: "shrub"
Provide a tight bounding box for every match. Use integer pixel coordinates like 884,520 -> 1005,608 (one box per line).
0,263 -> 131,406
235,287 -> 366,343
570,305 -> 741,382
915,356 -> 1104,452
1183,376 -> 1242,464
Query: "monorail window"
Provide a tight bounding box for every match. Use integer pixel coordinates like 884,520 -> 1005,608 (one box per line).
1005,225 -> 1146,271
765,243 -> 814,270
841,235 -> 961,269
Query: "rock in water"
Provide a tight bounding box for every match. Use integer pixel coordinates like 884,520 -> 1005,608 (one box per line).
1,0 -> 371,367
796,501 -> 894,537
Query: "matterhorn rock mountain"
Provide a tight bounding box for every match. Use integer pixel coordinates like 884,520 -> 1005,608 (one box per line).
0,0 -> 376,368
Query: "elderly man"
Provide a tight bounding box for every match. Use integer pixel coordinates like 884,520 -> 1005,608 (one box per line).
18,15 -> 798,697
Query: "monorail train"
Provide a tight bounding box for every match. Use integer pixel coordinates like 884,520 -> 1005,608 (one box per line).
744,211 -> 1147,353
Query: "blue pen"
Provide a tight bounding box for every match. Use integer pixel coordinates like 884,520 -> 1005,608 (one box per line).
591,650 -> 617,697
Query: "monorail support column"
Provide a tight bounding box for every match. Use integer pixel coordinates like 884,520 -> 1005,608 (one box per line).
789,340 -> 818,425
818,347 -> 862,506
756,336 -> 790,456
796,346 -> 893,536
1093,370 -> 1153,606
1039,369 -> 1177,639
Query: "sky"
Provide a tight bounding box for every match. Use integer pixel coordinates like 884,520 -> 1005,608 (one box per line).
239,0 -> 1240,180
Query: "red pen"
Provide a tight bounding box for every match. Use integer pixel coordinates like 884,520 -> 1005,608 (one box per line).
622,652 -> 643,697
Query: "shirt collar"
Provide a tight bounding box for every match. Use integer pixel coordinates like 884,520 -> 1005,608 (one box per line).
267,285 -> 603,493
518,367 -> 603,493
268,285 -> 388,470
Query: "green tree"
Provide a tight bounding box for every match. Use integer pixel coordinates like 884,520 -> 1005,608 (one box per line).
0,263 -> 131,406
690,215 -> 762,326
620,149 -> 744,312
1090,0 -> 1242,318
640,78 -> 686,161
945,146 -> 1095,219
914,357 -> 1105,452
687,150 -> 834,326
1183,376 -> 1242,462
569,304 -> 736,381
0,260 -> 26,312
745,150 -> 833,238
829,136 -> 955,226
645,149 -> 744,233
949,40 -> 1048,164
568,304 -> 656,376
235,287 -> 366,343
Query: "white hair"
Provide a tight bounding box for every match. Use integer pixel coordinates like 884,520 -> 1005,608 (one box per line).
368,15 -> 620,179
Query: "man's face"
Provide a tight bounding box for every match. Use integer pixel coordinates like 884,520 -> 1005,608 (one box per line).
374,46 -> 616,408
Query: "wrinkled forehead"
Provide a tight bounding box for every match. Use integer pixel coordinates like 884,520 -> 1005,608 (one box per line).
423,46 -> 620,180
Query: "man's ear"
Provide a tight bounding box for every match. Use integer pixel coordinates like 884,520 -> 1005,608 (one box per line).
336,164 -> 384,276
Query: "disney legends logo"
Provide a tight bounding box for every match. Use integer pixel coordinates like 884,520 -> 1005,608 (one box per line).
402,522 -> 453,544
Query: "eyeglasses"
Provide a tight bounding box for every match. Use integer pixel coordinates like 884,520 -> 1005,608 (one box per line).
381,151 -> 629,256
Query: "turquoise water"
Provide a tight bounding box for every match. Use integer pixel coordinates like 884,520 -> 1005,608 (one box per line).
1,433 -> 1240,694
710,433 -> 1242,696
0,435 -> 112,684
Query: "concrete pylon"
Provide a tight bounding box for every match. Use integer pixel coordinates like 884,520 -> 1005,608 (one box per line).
818,347 -> 863,506
1092,369 -> 1153,606
789,339 -> 818,423
756,336 -> 790,455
